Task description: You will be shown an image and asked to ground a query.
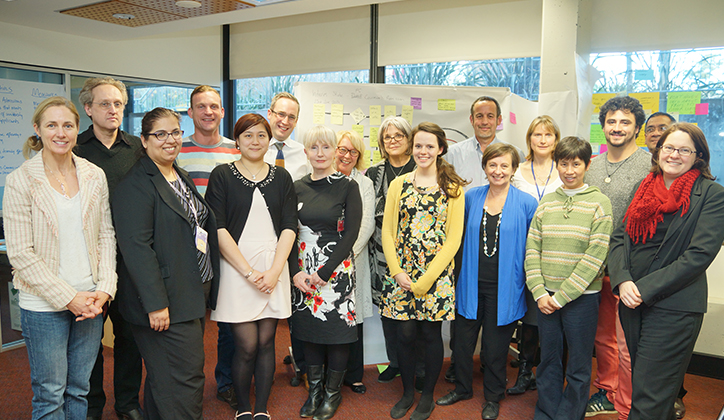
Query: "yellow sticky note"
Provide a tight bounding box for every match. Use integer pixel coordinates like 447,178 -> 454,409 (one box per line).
364,150 -> 371,165
438,99 -> 456,111
369,105 -> 382,126
331,104 -> 344,125
373,150 -> 382,164
352,124 -> 364,137
630,92 -> 660,113
313,104 -> 325,125
592,93 -> 615,113
384,105 -> 396,119
667,92 -> 701,115
369,127 -> 379,148
401,105 -> 413,125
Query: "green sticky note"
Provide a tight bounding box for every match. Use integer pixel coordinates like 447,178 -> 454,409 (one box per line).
667,92 -> 701,115
589,124 -> 605,144
438,99 -> 456,111
377,364 -> 388,373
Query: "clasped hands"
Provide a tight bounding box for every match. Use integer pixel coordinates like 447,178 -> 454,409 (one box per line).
293,271 -> 326,294
246,268 -> 281,295
67,291 -> 110,322
618,280 -> 643,309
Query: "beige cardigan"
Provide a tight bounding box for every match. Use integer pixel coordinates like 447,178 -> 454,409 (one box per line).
4,152 -> 117,310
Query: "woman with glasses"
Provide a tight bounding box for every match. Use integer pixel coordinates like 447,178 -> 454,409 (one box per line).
112,108 -> 220,420
334,130 -> 375,394
609,123 -> 724,420
365,116 -> 417,383
292,125 -> 361,420
4,97 -> 116,420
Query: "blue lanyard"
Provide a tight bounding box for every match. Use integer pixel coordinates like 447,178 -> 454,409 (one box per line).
530,160 -> 554,201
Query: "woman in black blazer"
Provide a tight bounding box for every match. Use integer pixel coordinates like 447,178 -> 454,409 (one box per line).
112,107 -> 220,420
609,123 -> 724,420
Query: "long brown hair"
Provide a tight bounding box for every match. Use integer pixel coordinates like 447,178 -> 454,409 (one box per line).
411,122 -> 468,198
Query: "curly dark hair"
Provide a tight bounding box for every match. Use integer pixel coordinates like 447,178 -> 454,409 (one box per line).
598,96 -> 646,130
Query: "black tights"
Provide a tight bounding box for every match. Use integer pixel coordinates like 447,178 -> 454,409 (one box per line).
304,342 -> 350,372
396,320 -> 443,411
231,318 -> 278,414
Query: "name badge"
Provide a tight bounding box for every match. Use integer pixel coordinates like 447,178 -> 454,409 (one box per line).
195,226 -> 208,254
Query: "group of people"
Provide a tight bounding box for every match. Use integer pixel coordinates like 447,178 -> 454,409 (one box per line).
4,79 -> 722,420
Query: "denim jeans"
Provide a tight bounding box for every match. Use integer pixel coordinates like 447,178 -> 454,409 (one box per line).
21,308 -> 104,420
535,293 -> 600,420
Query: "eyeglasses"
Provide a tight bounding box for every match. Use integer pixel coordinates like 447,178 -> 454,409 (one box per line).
383,133 -> 406,143
660,144 -> 696,157
645,125 -> 669,134
269,109 -> 297,122
336,147 -> 359,157
93,101 -> 124,110
148,130 -> 184,141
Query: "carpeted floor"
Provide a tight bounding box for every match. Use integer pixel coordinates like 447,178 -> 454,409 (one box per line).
1,317 -> 723,419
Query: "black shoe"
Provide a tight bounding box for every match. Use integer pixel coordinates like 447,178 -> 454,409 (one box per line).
436,390 -> 473,406
482,401 -> 500,419
300,365 -> 324,418
378,366 -> 399,383
283,355 -> 292,364
115,408 -> 144,420
414,376 -> 425,394
390,396 -> 415,419
507,371 -> 536,395
674,398 -> 686,419
217,387 -> 238,410
313,368 -> 346,420
344,381 -> 366,394
87,416 -> 102,420
410,401 -> 434,420
444,364 -> 456,383
291,373 -> 308,388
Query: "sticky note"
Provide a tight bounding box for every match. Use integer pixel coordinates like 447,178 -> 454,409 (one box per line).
369,105 -> 382,126
352,124 -> 364,137
599,144 -> 608,154
438,99 -> 456,111
411,97 -> 422,110
592,93 -> 615,113
510,112 -> 517,124
384,105 -> 396,119
401,105 -> 413,125
351,108 -> 366,124
695,102 -> 709,115
312,104 -> 325,125
589,124 -> 605,144
667,92 -> 701,115
369,127 -> 379,148
496,121 -> 503,131
331,104 -> 344,125
631,92 -> 660,113
364,150 -> 371,164
373,150 -> 382,164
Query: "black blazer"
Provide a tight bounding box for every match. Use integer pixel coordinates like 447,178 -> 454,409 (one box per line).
112,155 -> 220,327
609,176 -> 724,313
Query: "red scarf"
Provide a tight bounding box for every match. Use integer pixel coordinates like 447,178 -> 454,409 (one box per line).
624,169 -> 700,244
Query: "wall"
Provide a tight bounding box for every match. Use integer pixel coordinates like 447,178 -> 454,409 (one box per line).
0,21 -> 221,86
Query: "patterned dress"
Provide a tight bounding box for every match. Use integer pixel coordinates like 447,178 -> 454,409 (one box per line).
381,177 -> 456,321
291,173 -> 362,344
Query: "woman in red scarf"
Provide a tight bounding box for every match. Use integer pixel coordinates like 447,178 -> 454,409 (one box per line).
609,122 -> 724,420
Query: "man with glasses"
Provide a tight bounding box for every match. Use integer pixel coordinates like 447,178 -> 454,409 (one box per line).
644,112 -> 676,153
176,85 -> 240,411
584,96 -> 650,420
263,92 -> 310,180
76,77 -> 144,420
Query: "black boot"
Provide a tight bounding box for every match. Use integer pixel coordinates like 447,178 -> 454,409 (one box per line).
313,368 -> 346,420
300,365 -> 324,417
507,362 -> 536,395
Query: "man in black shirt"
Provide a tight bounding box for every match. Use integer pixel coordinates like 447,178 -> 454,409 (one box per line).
75,77 -> 143,420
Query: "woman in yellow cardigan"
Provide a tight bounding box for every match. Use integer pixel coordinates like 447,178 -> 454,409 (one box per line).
381,122 -> 466,420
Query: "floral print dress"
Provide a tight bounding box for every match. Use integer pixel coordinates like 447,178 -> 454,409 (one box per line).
381,178 -> 456,321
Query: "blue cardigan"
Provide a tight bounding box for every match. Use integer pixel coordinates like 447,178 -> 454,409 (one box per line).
456,185 -> 537,325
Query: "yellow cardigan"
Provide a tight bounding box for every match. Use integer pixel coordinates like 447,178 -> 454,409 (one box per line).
381,173 -> 464,297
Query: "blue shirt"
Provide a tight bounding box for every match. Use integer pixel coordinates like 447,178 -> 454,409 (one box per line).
446,136 -> 525,191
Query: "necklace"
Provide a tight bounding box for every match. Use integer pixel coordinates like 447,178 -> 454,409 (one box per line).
240,160 -> 264,180
604,159 -> 625,183
388,160 -> 406,178
482,206 -> 501,257
530,160 -> 554,201
45,163 -> 69,198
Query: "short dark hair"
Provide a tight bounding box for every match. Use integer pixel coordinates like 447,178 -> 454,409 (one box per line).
470,96 -> 501,119
141,107 -> 181,138
554,136 -> 592,166
645,111 -> 675,127
598,96 -> 646,130
233,113 -> 272,143
652,122 -> 714,180
483,143 -> 521,173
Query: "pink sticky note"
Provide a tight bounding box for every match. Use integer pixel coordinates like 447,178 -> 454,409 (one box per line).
695,103 -> 709,115
599,144 -> 608,154
410,97 -> 422,110
496,122 -> 504,130
510,112 -> 517,124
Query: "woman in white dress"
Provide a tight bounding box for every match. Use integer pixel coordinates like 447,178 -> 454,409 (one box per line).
509,115 -> 563,395
206,113 -> 298,420
334,130 -> 375,394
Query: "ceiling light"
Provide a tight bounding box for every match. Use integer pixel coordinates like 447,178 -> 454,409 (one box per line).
176,0 -> 202,8
112,13 -> 135,20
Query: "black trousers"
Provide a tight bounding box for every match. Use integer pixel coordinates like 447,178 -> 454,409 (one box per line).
87,300 -> 143,415
453,282 -> 516,402
381,315 -> 426,376
346,323 -> 364,383
131,319 -> 205,420
619,303 -> 703,420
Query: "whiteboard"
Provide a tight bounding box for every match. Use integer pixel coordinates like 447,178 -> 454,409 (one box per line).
0,78 -> 66,207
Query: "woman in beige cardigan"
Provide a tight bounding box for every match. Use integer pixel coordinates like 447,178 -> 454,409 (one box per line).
4,96 -> 116,420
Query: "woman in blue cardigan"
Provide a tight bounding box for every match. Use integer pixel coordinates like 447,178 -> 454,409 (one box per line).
436,143 -> 537,420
